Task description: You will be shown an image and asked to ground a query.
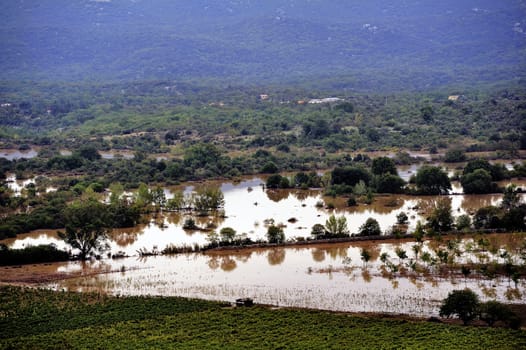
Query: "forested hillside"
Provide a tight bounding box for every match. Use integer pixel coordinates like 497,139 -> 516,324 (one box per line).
1,0 -> 525,89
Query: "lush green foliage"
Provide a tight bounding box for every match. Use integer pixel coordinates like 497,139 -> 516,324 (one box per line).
427,198 -> 454,233
414,166 -> 451,195
357,218 -> 382,236
439,289 -> 480,325
324,215 -> 350,238
58,200 -> 111,260
0,244 -> 69,266
1,286 -> 525,350
1,1 -> 524,89
440,290 -> 522,329
266,225 -> 285,244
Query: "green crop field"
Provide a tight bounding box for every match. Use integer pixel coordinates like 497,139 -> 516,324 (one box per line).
0,286 -> 524,349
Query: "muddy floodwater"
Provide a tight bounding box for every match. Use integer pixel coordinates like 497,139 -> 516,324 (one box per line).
5,176 -> 525,257
3,175 -> 526,316
8,234 -> 521,317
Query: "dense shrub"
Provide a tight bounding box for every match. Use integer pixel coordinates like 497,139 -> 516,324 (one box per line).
0,244 -> 70,266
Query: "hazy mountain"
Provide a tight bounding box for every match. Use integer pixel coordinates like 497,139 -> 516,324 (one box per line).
1,0 -> 525,89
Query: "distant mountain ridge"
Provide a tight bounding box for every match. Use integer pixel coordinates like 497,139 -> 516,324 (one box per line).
1,0 -> 525,89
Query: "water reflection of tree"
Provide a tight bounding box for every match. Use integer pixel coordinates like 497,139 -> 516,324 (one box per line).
111,232 -> 139,247
165,212 -> 183,225
360,244 -> 381,262
368,197 -> 404,214
311,248 -> 326,262
266,189 -> 290,202
110,226 -> 145,247
460,194 -> 501,214
220,257 -> 237,272
504,288 -> 522,301
291,189 -> 320,202
326,246 -> 348,260
416,197 -> 452,217
235,251 -> 253,263
208,256 -> 220,270
267,248 -> 286,266
195,215 -> 225,229
361,269 -> 372,283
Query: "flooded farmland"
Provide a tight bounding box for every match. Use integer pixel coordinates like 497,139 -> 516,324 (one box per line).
10,233 -> 521,317
5,176 -> 519,255
2,175 -> 525,317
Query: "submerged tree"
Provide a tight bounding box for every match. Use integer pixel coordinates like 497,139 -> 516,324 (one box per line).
59,199 -> 110,260
360,248 -> 371,268
414,166 -> 451,195
427,198 -> 454,232
358,218 -> 381,236
266,225 -> 285,244
325,215 -> 349,237
501,184 -> 521,210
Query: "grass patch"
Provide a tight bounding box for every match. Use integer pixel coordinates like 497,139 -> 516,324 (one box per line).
0,286 -> 525,349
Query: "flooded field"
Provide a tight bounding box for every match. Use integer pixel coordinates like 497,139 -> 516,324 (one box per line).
5,176 -> 526,257
7,234 -> 520,317
2,167 -> 525,317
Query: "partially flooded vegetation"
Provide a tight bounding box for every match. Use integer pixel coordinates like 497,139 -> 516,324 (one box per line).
1,170 -> 525,317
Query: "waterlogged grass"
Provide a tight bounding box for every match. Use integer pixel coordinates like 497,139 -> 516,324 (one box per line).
1,286 -> 525,349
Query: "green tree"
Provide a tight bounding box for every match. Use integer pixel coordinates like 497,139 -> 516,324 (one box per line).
334,102 -> 354,113
261,161 -> 278,174
358,218 -> 382,236
473,206 -> 502,229
360,248 -> 371,267
455,214 -> 472,231
192,187 -> 225,213
395,247 -> 408,263
266,225 -> 285,244
219,227 -> 237,245
415,166 -> 451,195
374,173 -> 405,193
166,190 -> 187,211
439,289 -> 480,325
59,200 -> 110,260
134,183 -> 152,210
311,223 -> 326,238
412,221 -> 426,242
478,301 -> 517,327
461,169 -> 493,194
501,184 -> 521,210
331,166 -> 371,187
184,143 -> 222,169
463,159 -> 505,181
371,157 -> 397,176
74,146 -> 101,161
396,212 -> 408,225
325,215 -> 349,237
444,149 -> 466,163
108,182 -> 125,205
151,186 -> 166,211
427,198 -> 454,232
266,174 -> 290,189
420,105 -> 434,122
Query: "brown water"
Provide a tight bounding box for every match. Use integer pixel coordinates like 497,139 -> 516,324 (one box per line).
3,172 -> 525,316
6,176 -> 524,257
36,234 -> 525,317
